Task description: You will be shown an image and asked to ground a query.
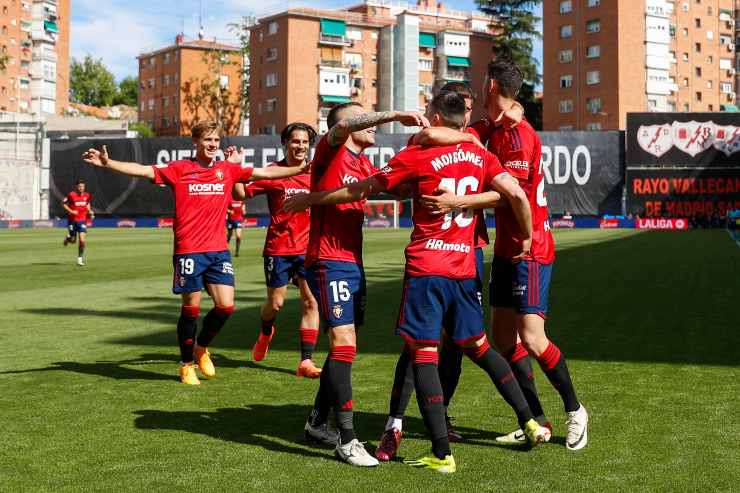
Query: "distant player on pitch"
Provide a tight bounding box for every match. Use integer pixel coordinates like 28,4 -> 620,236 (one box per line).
62,179 -> 94,266
226,199 -> 245,256
285,92 -> 550,473
82,121 -> 307,385
233,122 -> 322,378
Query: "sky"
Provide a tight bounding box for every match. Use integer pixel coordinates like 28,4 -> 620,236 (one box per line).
71,0 -> 543,83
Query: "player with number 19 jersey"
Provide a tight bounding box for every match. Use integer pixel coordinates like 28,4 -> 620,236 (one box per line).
374,142 -> 506,343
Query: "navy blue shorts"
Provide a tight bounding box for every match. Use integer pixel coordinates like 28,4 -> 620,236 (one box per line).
489,256 -> 553,317
67,220 -> 87,236
396,276 -> 484,345
226,219 -> 242,230
474,247 -> 485,305
172,250 -> 234,294
264,255 -> 306,288
306,260 -> 366,329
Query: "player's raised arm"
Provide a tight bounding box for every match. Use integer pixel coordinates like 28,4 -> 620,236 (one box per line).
411,127 -> 485,149
250,162 -> 308,181
327,110 -> 429,147
283,176 -> 386,212
82,145 -> 155,180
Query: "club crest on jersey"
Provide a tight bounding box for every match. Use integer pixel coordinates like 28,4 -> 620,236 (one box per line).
215,169 -> 224,181
332,304 -> 343,319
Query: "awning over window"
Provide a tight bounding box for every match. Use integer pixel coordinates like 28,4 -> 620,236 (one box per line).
321,95 -> 350,104
44,21 -> 58,33
419,32 -> 436,48
320,19 -> 346,37
447,56 -> 470,67
720,104 -> 739,112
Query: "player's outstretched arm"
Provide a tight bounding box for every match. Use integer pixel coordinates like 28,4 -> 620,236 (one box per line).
411,127 -> 485,149
232,183 -> 246,200
420,189 -> 506,213
283,177 -> 386,212
328,111 -> 429,147
250,162 -> 307,181
82,145 -> 154,180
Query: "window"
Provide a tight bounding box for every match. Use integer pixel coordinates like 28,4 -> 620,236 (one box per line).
667,101 -> 676,112
682,3 -> 689,12
695,91 -> 702,101
586,122 -> 602,130
720,82 -> 733,93
682,28 -> 688,37
586,97 -> 602,113
706,80 -> 713,89
164,53 -> 171,64
149,57 -> 155,66
707,6 -> 712,15
695,66 -> 702,77
162,117 -> 169,128
219,75 -> 229,89
648,98 -> 657,109
586,70 -> 600,85
683,77 -> 689,86
586,20 -> 600,33
163,75 -> 170,86
560,25 -> 573,38
265,73 -> 277,87
706,30 -> 713,40
694,42 -> 701,53
140,101 -> 145,111
586,45 -> 600,58
371,79 -> 377,87
560,74 -> 573,88
266,48 -> 277,62
683,103 -> 690,112
694,18 -> 701,28
265,98 -> 277,112
707,55 -> 713,64
346,28 -> 362,41
588,0 -> 600,6
148,78 -> 155,88
559,49 -> 573,63
670,50 -> 676,62
148,99 -> 154,110
262,125 -> 276,135
268,21 -> 278,35
559,100 -> 573,113
419,58 -> 433,71
708,104 -> 713,112
163,97 -> 169,107
682,52 -> 689,61
559,1 -> 572,14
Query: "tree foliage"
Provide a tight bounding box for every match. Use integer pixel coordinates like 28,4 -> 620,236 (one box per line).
70,55 -> 118,107
477,1 -> 543,128
181,50 -> 240,135
113,76 -> 138,107
129,121 -> 154,137
228,16 -> 256,129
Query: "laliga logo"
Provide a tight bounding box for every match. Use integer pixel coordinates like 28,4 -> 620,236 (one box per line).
637,121 -> 740,158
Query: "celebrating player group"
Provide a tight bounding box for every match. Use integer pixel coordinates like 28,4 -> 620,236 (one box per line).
80,56 -> 587,473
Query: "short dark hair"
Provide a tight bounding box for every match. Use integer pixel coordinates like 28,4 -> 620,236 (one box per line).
487,57 -> 524,98
428,92 -> 466,129
438,81 -> 475,101
76,179 -> 85,185
327,102 -> 363,130
191,120 -> 220,140
281,122 -> 317,145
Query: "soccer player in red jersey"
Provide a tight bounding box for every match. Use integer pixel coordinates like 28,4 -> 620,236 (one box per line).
232,122 -> 322,378
286,92 -> 551,473
421,58 -> 589,450
284,103 -> 427,467
81,121 -> 306,385
62,179 -> 94,266
226,199 -> 245,256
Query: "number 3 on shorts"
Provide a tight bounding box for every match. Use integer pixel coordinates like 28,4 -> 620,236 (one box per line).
329,280 -> 350,302
179,257 -> 195,275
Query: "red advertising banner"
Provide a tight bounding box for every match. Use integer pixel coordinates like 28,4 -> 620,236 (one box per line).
636,218 -> 689,230
552,219 -> 576,228
599,218 -> 619,229
157,217 -> 174,228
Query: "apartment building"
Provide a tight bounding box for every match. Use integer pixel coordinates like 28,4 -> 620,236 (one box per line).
0,0 -> 69,115
544,0 -> 738,131
249,0 -> 497,135
137,35 -> 243,136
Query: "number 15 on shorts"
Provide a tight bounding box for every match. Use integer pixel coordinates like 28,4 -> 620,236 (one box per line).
330,280 -> 350,302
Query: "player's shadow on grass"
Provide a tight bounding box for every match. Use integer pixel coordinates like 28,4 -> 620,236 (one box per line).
133,404 -> 517,460
20,306 -> 177,324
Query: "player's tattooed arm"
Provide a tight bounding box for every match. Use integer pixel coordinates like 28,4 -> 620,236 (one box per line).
283,177 -> 387,212
412,127 -> 485,150
327,111 -> 429,147
82,145 -> 155,180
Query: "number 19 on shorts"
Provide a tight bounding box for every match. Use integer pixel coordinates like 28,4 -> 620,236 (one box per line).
179,258 -> 195,275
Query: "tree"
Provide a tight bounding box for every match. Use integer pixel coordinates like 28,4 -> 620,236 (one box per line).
70,55 -> 117,107
181,49 -> 241,135
228,16 -> 256,132
477,0 -> 542,128
113,76 -> 138,107
129,121 -> 154,137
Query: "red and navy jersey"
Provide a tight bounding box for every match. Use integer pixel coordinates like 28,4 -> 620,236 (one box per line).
63,191 -> 91,221
469,118 -> 555,264
227,201 -> 245,221
151,159 -> 254,255
374,142 -> 506,279
305,135 -> 375,266
245,161 -> 311,256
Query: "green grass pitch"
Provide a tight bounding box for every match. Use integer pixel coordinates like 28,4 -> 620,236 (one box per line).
1,228 -> 739,492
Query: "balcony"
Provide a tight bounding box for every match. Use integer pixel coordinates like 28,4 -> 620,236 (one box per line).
319,33 -> 351,46
319,59 -> 350,69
